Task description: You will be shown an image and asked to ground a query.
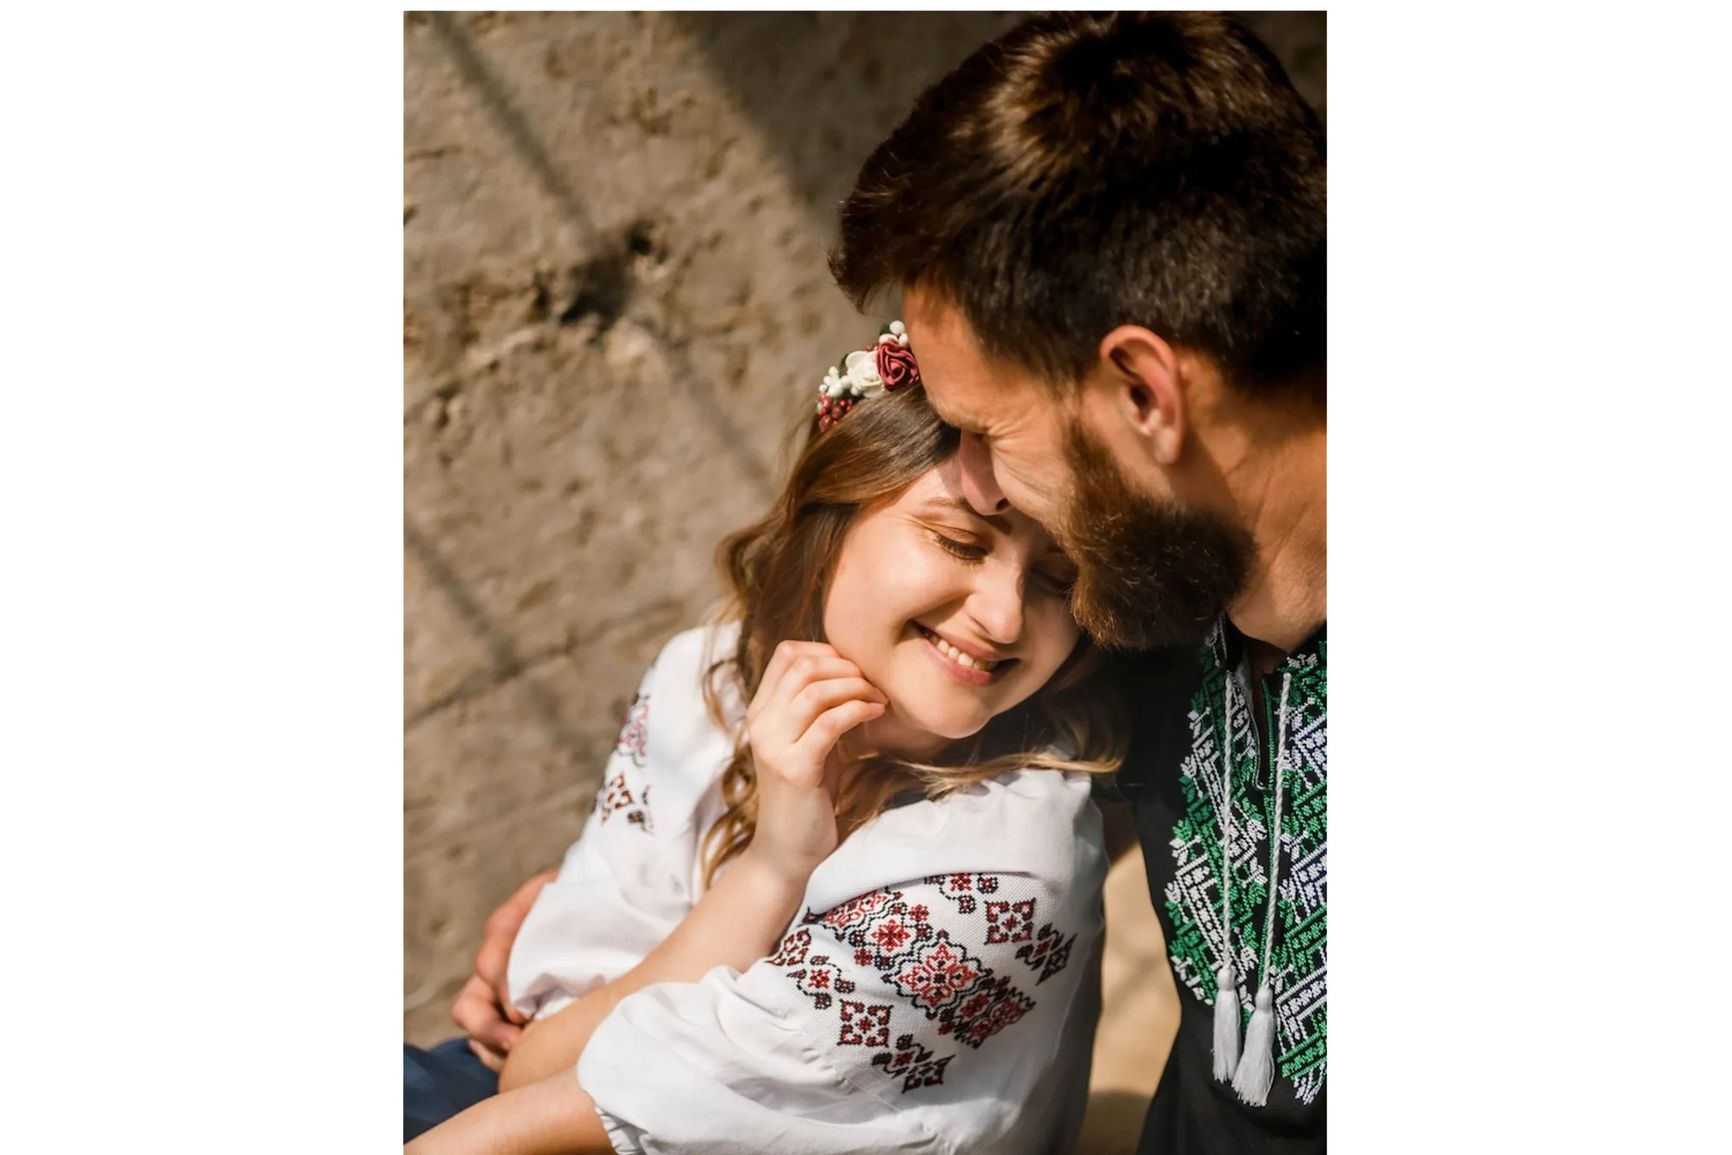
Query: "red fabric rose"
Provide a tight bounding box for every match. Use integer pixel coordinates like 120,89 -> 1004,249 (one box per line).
876,341 -> 920,392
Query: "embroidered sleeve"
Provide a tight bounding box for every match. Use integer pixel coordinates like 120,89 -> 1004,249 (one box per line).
769,872 -> 1083,1097
506,634 -> 715,1022
597,681 -> 655,832
577,869 -> 1096,1154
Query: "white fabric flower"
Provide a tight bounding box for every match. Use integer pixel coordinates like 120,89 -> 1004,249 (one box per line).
844,348 -> 885,398
822,368 -> 848,398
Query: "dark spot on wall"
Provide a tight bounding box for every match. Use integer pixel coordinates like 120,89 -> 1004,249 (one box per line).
528,273 -> 552,323
627,220 -> 659,259
557,252 -> 630,335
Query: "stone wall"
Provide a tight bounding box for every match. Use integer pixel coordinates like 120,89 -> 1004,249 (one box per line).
404,10 -> 1324,1048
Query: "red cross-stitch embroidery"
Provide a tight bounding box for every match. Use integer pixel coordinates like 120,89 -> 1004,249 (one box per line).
615,692 -> 650,768
812,888 -> 896,932
868,914 -> 914,952
769,883 -> 1052,1097
871,1033 -> 953,1093
780,949 -> 856,1011
838,1000 -> 892,1048
951,982 -> 1034,1048
924,872 -> 1001,914
598,773 -> 653,833
597,690 -> 654,831
1014,922 -> 1077,985
891,940 -> 985,1013
768,928 -> 811,967
821,888 -> 1038,1049
599,774 -> 634,821
985,899 -> 1036,944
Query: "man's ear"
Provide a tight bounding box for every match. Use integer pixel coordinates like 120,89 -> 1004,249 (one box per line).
1094,325 -> 1186,466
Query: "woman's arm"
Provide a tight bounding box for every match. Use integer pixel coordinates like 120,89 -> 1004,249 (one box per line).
406,1071 -> 612,1155
498,848 -> 804,1090
499,640 -> 886,1092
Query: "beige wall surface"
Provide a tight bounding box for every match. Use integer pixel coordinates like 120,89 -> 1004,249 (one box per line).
403,10 -> 1325,1079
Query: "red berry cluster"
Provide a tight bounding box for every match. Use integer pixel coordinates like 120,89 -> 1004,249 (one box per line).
816,394 -> 856,432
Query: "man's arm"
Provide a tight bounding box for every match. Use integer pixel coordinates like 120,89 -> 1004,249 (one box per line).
497,849 -> 805,1091
1101,792 -> 1141,865
454,867 -> 560,1071
406,1070 -> 611,1155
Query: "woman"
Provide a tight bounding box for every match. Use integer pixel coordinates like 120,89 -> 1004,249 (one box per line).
408,324 -> 1126,1154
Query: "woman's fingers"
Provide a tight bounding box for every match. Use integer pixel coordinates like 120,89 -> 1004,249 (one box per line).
756,648 -> 860,718
752,675 -> 887,765
755,641 -> 838,709
786,675 -> 888,737
792,698 -> 888,766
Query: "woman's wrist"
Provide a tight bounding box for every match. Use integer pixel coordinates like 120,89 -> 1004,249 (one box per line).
732,846 -> 815,912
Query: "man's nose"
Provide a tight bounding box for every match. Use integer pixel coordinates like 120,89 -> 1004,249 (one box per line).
958,432 -> 1009,516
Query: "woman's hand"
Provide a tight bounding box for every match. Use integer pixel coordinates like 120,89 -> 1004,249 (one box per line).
740,640 -> 887,888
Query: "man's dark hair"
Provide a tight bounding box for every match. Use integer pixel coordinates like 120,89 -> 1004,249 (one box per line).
831,12 -> 1325,402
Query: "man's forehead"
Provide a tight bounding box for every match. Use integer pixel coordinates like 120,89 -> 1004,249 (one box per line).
903,292 -> 1049,433
924,362 -> 1040,439
922,382 -> 984,432
904,331 -> 1000,431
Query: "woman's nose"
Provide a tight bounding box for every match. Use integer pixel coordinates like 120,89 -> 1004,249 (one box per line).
966,564 -> 1025,647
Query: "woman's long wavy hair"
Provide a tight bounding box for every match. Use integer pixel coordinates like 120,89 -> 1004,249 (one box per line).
697,384 -> 1127,889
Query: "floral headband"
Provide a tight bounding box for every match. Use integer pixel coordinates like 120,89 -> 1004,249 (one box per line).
815,320 -> 921,432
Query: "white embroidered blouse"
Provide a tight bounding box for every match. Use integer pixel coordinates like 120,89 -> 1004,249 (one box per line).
506,624 -> 1108,1155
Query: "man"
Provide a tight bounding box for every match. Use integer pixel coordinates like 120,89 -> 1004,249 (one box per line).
828,13 -> 1327,1152
440,12 -> 1325,1152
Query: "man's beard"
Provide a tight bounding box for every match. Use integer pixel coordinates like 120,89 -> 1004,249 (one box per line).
1057,420 -> 1251,652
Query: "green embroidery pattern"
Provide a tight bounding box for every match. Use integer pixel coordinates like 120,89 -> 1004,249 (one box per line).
1163,632 -> 1327,1105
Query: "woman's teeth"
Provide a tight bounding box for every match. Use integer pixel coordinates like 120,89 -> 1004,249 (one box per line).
923,628 -> 1000,671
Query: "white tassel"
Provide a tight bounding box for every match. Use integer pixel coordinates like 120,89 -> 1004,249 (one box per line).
1231,983 -> 1277,1105
1212,964 -> 1242,1081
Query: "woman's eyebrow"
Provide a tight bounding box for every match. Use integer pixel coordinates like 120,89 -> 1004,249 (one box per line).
917,494 -> 1012,533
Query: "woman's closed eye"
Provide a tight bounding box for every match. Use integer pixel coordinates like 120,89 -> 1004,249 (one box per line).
1032,567 -> 1076,598
929,531 -> 987,563
932,529 -> 1075,598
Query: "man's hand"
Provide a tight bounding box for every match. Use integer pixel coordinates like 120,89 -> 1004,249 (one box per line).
452,867 -> 559,1072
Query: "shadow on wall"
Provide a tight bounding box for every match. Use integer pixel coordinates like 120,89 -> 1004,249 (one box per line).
672,12 -> 1025,231
419,11 -> 779,500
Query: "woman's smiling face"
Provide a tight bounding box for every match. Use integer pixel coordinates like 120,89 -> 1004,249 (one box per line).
822,457 -> 1081,756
